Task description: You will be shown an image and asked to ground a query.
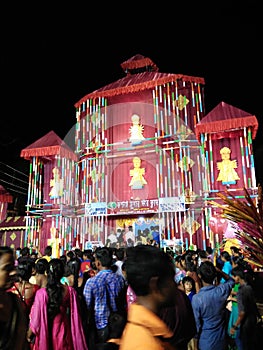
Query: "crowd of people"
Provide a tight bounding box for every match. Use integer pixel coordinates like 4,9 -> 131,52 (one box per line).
0,243 -> 262,350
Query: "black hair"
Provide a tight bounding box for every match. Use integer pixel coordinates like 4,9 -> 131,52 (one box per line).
115,248 -> 125,261
17,259 -> 34,281
125,245 -> 175,296
94,247 -> 113,268
46,259 -> 64,323
65,258 -> 81,289
20,247 -> 30,257
59,254 -> 67,266
197,261 -> 217,284
35,258 -> 49,275
199,250 -> 208,259
230,246 -> 240,254
220,251 -> 231,261
182,275 -> 196,293
44,246 -> 52,256
231,265 -> 255,285
66,250 -> 75,260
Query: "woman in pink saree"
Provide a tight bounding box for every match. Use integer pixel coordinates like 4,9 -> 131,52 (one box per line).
27,258 -> 88,350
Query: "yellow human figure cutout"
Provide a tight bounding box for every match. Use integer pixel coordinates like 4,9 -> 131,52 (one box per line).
216,147 -> 240,185
129,114 -> 145,145
49,167 -> 64,198
129,157 -> 147,189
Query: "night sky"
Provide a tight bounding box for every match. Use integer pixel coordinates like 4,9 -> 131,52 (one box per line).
1,2 -> 262,207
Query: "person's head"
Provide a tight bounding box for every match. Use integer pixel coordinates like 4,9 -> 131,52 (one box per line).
59,254 -> 67,266
230,246 -> 240,256
125,245 -> 177,308
231,255 -> 244,268
182,275 -> 195,293
47,258 -> 65,284
35,258 -> 49,275
231,265 -> 254,285
20,247 -> 30,257
220,250 -> 231,262
74,248 -> 83,260
66,250 -> 75,261
199,249 -> 209,260
64,258 -> 81,288
197,261 -> 217,284
94,247 -> 113,270
44,245 -> 52,257
0,246 -> 16,290
16,259 -> 34,282
83,249 -> 92,261
115,248 -> 125,261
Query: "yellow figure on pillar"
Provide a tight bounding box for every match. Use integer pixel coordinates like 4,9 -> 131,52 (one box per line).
129,157 -> 147,189
216,147 -> 240,185
129,114 -> 145,145
49,167 -> 64,198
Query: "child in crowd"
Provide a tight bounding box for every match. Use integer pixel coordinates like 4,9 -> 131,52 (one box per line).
182,275 -> 196,302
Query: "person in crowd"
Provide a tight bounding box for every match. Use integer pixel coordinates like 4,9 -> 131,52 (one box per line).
230,246 -> 242,260
158,286 -> 197,350
114,245 -> 178,350
83,246 -> 127,349
8,258 -> 40,320
184,251 -> 202,293
60,254 -> 67,266
17,246 -> 36,266
114,248 -> 125,277
30,258 -> 49,288
220,250 -> 233,283
198,249 -> 211,265
81,249 -> 93,275
182,275 -> 196,303
66,250 -> 75,262
63,257 -> 82,290
191,260 -> 235,350
174,254 -> 187,289
229,266 -> 259,350
27,258 -> 88,350
40,245 -> 53,262
0,246 -> 29,350
226,255 -> 245,345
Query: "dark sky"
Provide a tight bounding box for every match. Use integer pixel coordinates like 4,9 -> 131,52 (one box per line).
1,2 -> 262,203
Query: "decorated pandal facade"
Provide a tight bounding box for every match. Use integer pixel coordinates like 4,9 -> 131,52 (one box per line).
20,55 -> 259,256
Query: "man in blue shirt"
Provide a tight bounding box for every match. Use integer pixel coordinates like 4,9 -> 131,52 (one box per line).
83,247 -> 127,348
191,260 -> 235,350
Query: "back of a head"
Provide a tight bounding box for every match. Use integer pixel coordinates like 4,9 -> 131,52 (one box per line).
44,245 -> 52,256
46,259 -> 64,321
20,247 -> 30,257
65,258 -> 81,285
197,261 -> 216,284
35,258 -> 49,275
221,250 -> 231,261
199,250 -> 208,259
125,245 -> 175,296
94,247 -> 113,268
230,246 -> 240,254
17,259 -> 33,281
115,248 -> 125,261
47,258 -> 64,285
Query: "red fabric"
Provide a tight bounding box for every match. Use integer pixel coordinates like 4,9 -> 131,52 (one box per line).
195,101 -> 258,141
75,72 -> 205,107
0,185 -> 13,202
20,130 -> 77,160
120,54 -> 159,72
